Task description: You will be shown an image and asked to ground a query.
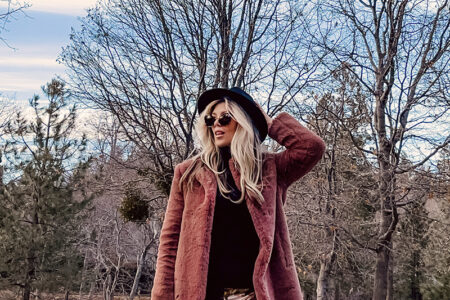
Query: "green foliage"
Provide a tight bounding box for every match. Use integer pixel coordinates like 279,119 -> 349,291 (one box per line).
421,271 -> 450,300
395,163 -> 450,300
394,200 -> 430,300
119,183 -> 148,223
297,270 -> 316,300
150,170 -> 173,197
0,79 -> 92,297
420,198 -> 450,300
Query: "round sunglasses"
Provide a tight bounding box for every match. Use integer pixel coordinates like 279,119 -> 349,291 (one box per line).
204,113 -> 233,127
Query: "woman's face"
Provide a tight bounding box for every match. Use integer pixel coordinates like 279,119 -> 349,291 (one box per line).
210,102 -> 238,148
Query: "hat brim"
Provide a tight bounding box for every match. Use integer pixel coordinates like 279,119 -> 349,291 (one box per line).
197,88 -> 268,142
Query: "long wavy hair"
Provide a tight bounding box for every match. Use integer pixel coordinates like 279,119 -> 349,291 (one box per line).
179,97 -> 265,204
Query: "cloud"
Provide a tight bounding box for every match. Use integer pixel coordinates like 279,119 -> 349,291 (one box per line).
0,0 -> 98,16
30,0 -> 98,15
0,56 -> 61,68
0,51 -> 64,94
0,74 -> 45,94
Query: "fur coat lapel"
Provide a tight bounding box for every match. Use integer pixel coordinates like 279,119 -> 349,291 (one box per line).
195,156 -> 276,255
194,155 -> 278,300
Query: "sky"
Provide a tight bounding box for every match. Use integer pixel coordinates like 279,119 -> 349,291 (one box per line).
0,0 -> 98,105
0,0 -> 447,165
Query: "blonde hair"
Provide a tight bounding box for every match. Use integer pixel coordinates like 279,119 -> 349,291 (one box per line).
179,97 -> 265,204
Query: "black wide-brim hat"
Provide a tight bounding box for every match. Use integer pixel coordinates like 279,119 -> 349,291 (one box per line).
197,87 -> 268,142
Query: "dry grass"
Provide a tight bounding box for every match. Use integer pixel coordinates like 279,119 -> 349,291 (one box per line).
0,290 -> 151,300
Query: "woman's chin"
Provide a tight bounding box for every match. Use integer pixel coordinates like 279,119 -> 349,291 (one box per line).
215,140 -> 230,148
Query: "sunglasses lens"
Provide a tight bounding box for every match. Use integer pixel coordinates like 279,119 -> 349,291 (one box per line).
205,113 -> 232,127
205,116 -> 215,127
218,114 -> 232,126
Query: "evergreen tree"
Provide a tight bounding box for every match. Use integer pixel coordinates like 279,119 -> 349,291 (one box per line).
0,79 -> 91,300
420,148 -> 450,300
395,191 -> 430,300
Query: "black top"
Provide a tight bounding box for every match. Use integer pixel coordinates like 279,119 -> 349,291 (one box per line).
205,147 -> 260,300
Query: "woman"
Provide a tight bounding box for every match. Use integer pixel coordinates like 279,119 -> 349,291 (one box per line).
151,87 -> 325,300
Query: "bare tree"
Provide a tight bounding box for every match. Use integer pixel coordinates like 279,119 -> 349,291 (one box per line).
0,97 -> 15,137
0,0 -> 30,46
79,170 -> 161,300
75,117 -> 166,300
306,1 -> 450,299
60,0 -> 321,194
312,67 -> 375,300
286,66 -> 378,299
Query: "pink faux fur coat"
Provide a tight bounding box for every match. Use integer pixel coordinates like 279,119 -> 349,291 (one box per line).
151,112 -> 325,300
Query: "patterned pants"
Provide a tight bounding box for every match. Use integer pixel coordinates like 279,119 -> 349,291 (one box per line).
223,288 -> 256,300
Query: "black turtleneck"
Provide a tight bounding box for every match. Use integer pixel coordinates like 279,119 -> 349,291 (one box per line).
205,147 -> 260,300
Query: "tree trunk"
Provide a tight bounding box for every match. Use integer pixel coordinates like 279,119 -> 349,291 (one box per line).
88,280 -> 95,300
387,252 -> 394,300
0,165 -> 3,187
373,245 -> 390,300
103,268 -> 112,300
317,231 -> 338,300
372,64 -> 399,298
316,253 -> 336,300
64,290 -> 69,300
372,161 -> 398,300
79,252 -> 88,300
410,249 -> 423,300
334,275 -> 340,300
129,242 -> 152,300
22,283 -> 31,300
22,197 -> 38,300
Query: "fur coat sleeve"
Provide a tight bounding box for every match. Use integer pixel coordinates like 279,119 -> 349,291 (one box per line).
151,164 -> 184,299
269,112 -> 325,192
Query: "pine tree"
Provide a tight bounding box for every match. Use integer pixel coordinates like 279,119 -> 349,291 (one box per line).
420,148 -> 450,300
0,79 -> 91,300
395,191 -> 430,300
